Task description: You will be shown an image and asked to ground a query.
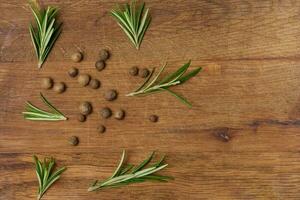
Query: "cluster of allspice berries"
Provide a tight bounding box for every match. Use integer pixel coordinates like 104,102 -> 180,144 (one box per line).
41,77 -> 66,94
98,89 -> 126,133
68,50 -> 127,138
128,66 -> 150,78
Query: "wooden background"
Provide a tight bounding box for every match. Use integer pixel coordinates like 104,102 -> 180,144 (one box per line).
1,0 -> 300,199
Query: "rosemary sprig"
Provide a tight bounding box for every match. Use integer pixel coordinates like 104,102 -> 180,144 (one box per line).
23,93 -> 67,121
126,61 -> 202,107
33,155 -> 66,200
88,150 -> 173,192
111,0 -> 151,50
29,0 -> 62,68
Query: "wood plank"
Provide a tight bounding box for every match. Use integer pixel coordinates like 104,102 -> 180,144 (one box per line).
0,0 -> 300,199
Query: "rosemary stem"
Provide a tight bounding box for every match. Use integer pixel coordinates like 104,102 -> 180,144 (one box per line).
126,81 -> 181,97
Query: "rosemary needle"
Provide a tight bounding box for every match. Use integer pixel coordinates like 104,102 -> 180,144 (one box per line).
111,0 -> 151,50
33,155 -> 66,200
88,150 -> 173,191
23,93 -> 67,121
126,61 -> 202,107
28,0 -> 62,68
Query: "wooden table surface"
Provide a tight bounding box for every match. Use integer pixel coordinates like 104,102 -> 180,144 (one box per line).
1,0 -> 300,199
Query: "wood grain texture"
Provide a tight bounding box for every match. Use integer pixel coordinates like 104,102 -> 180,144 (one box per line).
1,0 -> 300,199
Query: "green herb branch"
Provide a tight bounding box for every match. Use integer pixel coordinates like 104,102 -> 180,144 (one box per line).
33,155 -> 66,200
111,0 -> 151,50
29,0 -> 62,68
23,93 -> 67,121
88,150 -> 173,192
126,60 -> 202,107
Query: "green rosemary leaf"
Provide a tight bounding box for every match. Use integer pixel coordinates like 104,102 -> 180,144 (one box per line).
28,0 -> 62,68
23,93 -> 67,121
132,151 -> 155,173
160,88 -> 192,108
111,0 -> 151,49
126,61 -> 201,107
39,93 -> 63,116
152,155 -> 165,168
88,150 -> 172,192
143,63 -> 167,90
111,150 -> 126,178
120,164 -> 134,175
143,175 -> 174,182
33,156 -> 66,200
177,67 -> 202,84
159,60 -> 191,84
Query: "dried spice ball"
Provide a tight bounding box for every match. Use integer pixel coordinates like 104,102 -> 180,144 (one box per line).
95,60 -> 106,71
41,77 -> 53,89
104,89 -> 118,101
68,136 -> 79,146
89,79 -> 100,89
97,125 -> 106,133
129,66 -> 139,76
139,68 -> 150,78
77,114 -> 86,122
79,101 -> 92,115
149,115 -> 159,123
78,74 -> 90,86
100,107 -> 112,119
71,51 -> 83,63
114,109 -> 125,120
99,49 -> 109,61
53,82 -> 66,94
68,67 -> 79,78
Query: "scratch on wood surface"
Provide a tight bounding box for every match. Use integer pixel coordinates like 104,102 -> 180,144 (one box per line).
212,127 -> 232,142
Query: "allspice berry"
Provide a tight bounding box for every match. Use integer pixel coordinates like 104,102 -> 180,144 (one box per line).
99,49 -> 109,61
68,67 -> 79,78
149,115 -> 159,123
97,125 -> 106,133
89,79 -> 100,89
129,66 -> 139,76
104,89 -> 118,101
114,109 -> 125,120
139,68 -> 150,78
95,60 -> 106,71
68,136 -> 79,146
79,101 -> 92,115
77,114 -> 86,122
41,77 -> 53,89
71,51 -> 83,63
78,74 -> 90,86
100,107 -> 112,119
53,82 -> 66,94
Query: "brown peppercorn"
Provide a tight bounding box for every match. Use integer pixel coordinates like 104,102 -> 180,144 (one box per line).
139,68 -> 150,78
68,136 -> 79,146
104,89 -> 118,101
79,101 -> 92,115
77,114 -> 86,122
89,79 -> 100,89
68,67 -> 79,78
100,107 -> 112,119
78,74 -> 90,86
114,109 -> 125,120
97,125 -> 106,133
41,77 -> 53,89
53,82 -> 66,94
99,49 -> 109,61
71,52 -> 83,63
149,115 -> 159,123
129,66 -> 139,76
95,60 -> 106,71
